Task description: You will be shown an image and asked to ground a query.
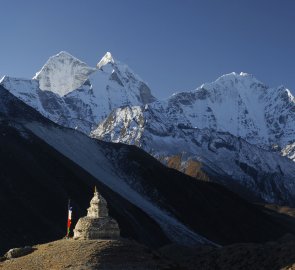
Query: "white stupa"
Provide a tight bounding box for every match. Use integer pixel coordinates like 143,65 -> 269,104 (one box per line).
73,187 -> 120,240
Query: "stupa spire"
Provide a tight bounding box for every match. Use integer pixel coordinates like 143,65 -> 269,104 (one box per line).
87,186 -> 108,218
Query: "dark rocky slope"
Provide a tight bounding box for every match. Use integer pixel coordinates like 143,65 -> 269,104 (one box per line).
159,234 -> 295,270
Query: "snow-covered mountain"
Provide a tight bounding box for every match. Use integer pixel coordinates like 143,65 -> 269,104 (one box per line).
2,50 -> 295,206
0,51 -> 155,133
93,72 -> 295,205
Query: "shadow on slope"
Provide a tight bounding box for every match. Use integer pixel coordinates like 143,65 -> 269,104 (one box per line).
108,143 -> 295,245
0,120 -> 169,255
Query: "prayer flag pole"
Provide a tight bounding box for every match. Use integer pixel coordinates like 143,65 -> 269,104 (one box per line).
66,199 -> 72,238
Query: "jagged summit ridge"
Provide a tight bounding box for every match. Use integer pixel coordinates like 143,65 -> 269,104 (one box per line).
198,72 -> 264,94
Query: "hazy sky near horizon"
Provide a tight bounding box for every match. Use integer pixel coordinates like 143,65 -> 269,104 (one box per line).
0,0 -> 294,99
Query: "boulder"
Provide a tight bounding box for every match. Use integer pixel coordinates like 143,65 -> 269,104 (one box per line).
4,246 -> 34,259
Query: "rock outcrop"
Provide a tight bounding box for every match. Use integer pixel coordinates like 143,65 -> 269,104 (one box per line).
4,246 -> 34,260
73,187 -> 120,240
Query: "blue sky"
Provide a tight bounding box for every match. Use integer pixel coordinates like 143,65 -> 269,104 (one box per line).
0,0 -> 294,99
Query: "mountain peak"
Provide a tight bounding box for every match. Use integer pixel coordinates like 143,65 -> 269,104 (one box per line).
97,52 -> 115,69
36,51 -> 83,67
219,71 -> 256,80
33,51 -> 96,96
209,72 -> 264,89
55,50 -> 73,57
239,72 -> 250,76
0,75 -> 6,84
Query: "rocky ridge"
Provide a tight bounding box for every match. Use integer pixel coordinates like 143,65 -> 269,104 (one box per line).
94,72 -> 295,159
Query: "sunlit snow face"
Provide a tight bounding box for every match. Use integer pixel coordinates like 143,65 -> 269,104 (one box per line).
34,51 -> 97,96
